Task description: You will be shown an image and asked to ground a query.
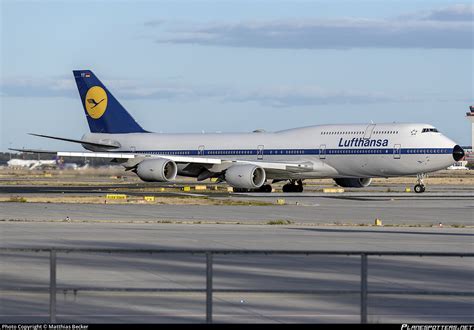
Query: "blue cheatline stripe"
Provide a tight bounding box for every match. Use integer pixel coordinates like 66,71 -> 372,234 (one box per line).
125,148 -> 453,156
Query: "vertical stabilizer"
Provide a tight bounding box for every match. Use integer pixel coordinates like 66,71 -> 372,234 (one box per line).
73,70 -> 147,133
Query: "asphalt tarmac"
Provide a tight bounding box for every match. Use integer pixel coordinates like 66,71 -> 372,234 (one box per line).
0,194 -> 472,226
0,223 -> 473,323
0,183 -> 472,323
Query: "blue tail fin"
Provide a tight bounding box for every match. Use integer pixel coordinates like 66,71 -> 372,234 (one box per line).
73,70 -> 147,133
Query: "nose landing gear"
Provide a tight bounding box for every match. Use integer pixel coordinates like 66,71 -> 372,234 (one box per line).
414,173 -> 426,193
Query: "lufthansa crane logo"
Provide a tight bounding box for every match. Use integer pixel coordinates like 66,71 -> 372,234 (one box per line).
85,86 -> 108,119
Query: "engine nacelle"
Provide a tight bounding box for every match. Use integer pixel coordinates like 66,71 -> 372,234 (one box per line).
136,159 -> 177,182
334,178 -> 372,188
225,164 -> 266,189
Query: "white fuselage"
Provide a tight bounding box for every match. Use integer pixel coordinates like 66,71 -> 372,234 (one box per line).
83,123 -> 459,179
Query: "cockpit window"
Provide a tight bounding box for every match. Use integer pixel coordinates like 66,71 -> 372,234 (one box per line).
422,128 -> 439,133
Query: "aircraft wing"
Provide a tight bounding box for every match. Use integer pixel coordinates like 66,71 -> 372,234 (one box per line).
57,152 -> 313,172
10,149 -> 315,173
57,151 -> 314,172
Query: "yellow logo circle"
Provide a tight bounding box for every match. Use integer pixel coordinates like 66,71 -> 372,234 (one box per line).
85,86 -> 108,119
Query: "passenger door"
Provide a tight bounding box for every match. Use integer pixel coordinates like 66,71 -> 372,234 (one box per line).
198,145 -> 205,156
364,124 -> 376,139
393,144 -> 401,159
257,145 -> 264,160
319,144 -> 326,159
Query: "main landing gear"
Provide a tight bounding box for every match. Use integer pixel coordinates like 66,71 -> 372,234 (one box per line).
233,180 -> 305,193
257,184 -> 273,193
414,173 -> 426,193
233,184 -> 272,193
282,179 -> 304,193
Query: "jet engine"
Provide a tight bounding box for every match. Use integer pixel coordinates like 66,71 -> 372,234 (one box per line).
333,178 -> 372,188
136,158 -> 178,182
225,164 -> 266,189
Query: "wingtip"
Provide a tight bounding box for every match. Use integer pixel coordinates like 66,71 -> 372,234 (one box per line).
28,133 -> 44,138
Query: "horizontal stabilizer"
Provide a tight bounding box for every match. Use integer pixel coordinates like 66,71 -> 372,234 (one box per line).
9,148 -> 58,154
29,133 -> 120,149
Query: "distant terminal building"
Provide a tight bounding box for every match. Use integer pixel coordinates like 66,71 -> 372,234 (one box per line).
465,105 -> 474,163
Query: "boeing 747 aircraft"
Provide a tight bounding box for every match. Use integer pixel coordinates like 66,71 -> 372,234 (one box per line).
12,70 -> 465,193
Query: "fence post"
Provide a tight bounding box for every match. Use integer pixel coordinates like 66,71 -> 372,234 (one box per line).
360,253 -> 368,324
206,252 -> 213,324
50,249 -> 57,323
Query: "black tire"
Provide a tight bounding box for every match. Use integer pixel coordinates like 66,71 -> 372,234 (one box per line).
414,184 -> 425,193
255,184 -> 272,193
282,184 -> 303,193
282,183 -> 295,192
234,188 -> 249,193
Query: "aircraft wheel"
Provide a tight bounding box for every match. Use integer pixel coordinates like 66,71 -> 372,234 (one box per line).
282,183 -> 303,193
263,184 -> 273,193
233,187 -> 249,193
255,184 -> 272,193
282,184 -> 293,192
414,184 -> 425,193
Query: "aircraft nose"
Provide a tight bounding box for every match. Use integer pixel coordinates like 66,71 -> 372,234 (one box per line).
452,145 -> 465,161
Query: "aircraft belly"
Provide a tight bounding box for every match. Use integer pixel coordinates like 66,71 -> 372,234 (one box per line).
323,154 -> 420,178
383,154 -> 453,175
324,155 -> 372,177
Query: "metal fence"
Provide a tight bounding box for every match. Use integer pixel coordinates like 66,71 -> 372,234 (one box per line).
1,248 -> 473,323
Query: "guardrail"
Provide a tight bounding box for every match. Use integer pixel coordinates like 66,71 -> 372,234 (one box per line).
1,248 -> 473,324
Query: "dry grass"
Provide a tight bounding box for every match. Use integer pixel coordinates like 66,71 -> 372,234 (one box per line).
267,220 -> 294,225
0,195 -> 273,206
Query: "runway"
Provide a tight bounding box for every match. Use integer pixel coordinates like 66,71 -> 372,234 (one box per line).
1,222 -> 473,323
1,193 -> 472,226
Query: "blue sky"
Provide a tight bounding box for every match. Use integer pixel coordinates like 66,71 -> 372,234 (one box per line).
1,0 -> 473,151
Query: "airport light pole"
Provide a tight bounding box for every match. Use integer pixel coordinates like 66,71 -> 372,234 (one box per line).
467,106 -> 474,151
